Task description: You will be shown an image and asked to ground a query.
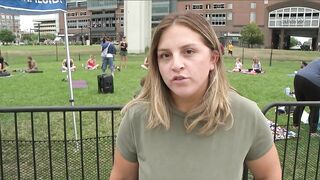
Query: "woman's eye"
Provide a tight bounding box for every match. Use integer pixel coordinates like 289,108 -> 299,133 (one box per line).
158,53 -> 170,59
185,49 -> 194,55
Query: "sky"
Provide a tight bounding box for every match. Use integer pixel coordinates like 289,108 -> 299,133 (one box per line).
294,36 -> 311,44
20,14 -> 55,32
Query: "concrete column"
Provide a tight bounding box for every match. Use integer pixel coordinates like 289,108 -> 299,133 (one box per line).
317,28 -> 320,51
279,29 -> 284,49
264,28 -> 272,49
124,1 -> 152,54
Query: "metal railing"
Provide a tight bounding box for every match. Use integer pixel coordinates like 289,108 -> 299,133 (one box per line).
1,102 -> 319,179
262,101 -> 320,180
0,106 -> 122,180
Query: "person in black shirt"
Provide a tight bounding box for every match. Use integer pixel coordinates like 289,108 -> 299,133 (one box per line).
119,36 -> 128,69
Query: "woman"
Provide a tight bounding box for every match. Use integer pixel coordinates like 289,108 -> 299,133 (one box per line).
119,36 -> 128,69
26,56 -> 38,72
232,57 -> 242,72
61,58 -> 76,72
110,12 -> 281,179
101,37 -> 116,76
251,56 -> 262,73
86,55 -> 99,70
0,55 -> 8,73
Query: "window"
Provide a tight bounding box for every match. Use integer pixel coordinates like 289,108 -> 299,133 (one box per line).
185,5 -> 190,10
250,3 -> 256,9
227,3 -> 233,9
79,12 -> 87,16
227,12 -> 232,20
213,3 -> 225,9
211,13 -> 226,26
205,4 -> 211,9
192,4 -> 203,10
78,2 -> 87,8
67,12 -> 76,17
250,12 -> 256,23
268,7 -> 320,28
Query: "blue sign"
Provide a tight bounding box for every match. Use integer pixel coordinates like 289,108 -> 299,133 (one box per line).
0,0 -> 66,15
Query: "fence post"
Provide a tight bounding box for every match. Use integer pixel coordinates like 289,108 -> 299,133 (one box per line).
269,43 -> 273,66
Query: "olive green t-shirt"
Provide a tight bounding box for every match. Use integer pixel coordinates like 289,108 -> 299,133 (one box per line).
116,91 -> 273,180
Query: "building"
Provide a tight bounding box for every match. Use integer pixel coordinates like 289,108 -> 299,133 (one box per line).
87,0 -> 124,43
152,0 -> 177,28
33,14 -> 60,36
59,0 -> 319,50
0,13 -> 20,35
176,0 -> 320,50
59,0 -> 91,44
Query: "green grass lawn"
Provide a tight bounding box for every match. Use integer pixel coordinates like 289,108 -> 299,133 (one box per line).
0,45 -> 319,179
0,45 -> 318,108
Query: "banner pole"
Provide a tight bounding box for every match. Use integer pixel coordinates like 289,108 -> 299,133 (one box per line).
63,12 -> 79,144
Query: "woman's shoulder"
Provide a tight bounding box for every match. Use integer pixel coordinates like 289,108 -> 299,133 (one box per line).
229,91 -> 259,111
122,102 -> 150,127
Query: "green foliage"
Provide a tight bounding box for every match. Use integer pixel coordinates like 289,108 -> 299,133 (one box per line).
290,37 -> 299,47
21,33 -> 33,42
0,29 -> 16,44
240,23 -> 264,48
42,33 -> 55,40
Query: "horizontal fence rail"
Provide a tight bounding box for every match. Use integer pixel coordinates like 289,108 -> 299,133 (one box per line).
0,106 -> 122,180
262,101 -> 320,180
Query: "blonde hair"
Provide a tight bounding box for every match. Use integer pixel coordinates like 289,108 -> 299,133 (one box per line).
122,12 -> 233,135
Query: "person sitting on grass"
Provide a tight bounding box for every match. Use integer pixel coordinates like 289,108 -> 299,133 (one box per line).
86,55 -> 99,70
232,57 -> 242,72
300,60 -> 308,69
62,58 -> 76,72
0,55 -> 9,73
246,56 -> 262,74
26,56 -> 39,73
140,57 -> 149,70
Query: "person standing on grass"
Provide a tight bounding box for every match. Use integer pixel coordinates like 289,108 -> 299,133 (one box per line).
110,11 -> 281,180
293,59 -> 320,136
101,37 -> 116,76
119,36 -> 128,69
226,41 -> 233,56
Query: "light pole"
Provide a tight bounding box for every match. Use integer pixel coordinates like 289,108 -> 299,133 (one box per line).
38,23 -> 40,44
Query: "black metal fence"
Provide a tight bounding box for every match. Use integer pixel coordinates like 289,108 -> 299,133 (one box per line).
0,106 -> 122,180
0,102 -> 319,179
261,101 -> 320,180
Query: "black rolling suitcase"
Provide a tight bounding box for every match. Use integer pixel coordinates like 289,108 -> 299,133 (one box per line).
97,74 -> 114,93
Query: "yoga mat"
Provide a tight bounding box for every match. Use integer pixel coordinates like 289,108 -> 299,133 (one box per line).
72,80 -> 88,89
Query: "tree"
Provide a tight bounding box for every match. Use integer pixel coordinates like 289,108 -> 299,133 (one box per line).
240,23 -> 264,48
290,37 -> 299,47
42,33 -> 55,40
21,33 -> 33,42
0,29 -> 15,44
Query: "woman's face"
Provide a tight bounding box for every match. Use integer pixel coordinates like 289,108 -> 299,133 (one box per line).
157,24 -> 218,104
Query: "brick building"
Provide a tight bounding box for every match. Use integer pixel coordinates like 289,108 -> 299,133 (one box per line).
176,0 -> 320,50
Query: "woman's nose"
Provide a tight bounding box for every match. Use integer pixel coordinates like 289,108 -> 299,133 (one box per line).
171,54 -> 185,71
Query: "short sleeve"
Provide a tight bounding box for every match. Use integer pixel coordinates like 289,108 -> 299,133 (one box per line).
116,110 -> 138,162
246,105 -> 273,161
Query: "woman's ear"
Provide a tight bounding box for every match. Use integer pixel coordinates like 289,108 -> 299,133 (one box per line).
210,50 -> 219,70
